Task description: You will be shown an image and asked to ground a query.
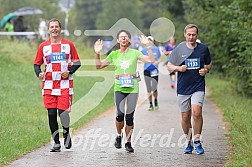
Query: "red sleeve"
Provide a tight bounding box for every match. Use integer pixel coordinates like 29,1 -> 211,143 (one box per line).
69,42 -> 80,62
34,44 -> 44,65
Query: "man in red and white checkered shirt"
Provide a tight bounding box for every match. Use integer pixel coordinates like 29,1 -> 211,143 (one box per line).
34,18 -> 81,152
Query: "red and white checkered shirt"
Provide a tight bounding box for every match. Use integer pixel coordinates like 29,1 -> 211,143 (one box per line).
34,38 -> 80,96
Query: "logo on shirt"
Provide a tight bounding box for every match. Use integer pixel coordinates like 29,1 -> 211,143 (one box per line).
118,58 -> 130,74
62,46 -> 66,51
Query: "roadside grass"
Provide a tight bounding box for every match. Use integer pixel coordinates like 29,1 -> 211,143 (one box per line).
0,40 -> 114,165
206,74 -> 252,167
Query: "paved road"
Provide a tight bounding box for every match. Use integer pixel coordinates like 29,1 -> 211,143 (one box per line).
7,65 -> 228,167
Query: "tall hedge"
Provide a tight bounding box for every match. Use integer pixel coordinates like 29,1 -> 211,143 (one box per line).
181,0 -> 252,97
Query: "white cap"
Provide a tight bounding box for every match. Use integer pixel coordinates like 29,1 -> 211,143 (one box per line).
147,36 -> 154,41
196,39 -> 201,43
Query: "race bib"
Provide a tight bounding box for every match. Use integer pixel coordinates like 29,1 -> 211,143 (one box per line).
150,69 -> 158,77
119,76 -> 134,88
50,52 -> 66,63
185,58 -> 200,69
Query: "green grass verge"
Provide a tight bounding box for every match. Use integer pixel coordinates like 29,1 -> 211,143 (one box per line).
206,74 -> 252,167
0,40 -> 114,165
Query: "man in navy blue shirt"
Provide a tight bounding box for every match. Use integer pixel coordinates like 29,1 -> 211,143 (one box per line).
167,24 -> 212,155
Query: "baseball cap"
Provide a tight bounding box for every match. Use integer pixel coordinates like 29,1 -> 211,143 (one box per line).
147,36 -> 154,41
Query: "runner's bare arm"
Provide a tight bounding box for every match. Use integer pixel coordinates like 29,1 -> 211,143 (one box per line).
139,49 -> 155,63
95,53 -> 110,69
154,55 -> 162,65
167,62 -> 187,73
205,62 -> 212,72
95,39 -> 110,69
163,49 -> 171,55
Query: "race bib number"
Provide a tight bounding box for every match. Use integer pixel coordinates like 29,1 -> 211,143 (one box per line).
150,69 -> 158,77
185,58 -> 200,69
50,52 -> 66,63
119,76 -> 134,88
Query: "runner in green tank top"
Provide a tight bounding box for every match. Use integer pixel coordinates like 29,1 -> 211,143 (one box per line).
106,48 -> 142,93
95,30 -> 154,152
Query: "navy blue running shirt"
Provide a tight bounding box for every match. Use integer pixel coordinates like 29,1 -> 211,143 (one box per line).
168,42 -> 211,95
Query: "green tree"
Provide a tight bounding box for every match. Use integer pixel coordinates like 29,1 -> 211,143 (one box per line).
95,0 -> 143,30
160,0 -> 187,42
221,0 -> 252,96
74,0 -> 102,31
162,0 -> 184,19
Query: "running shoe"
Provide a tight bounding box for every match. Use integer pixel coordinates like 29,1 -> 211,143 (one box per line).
125,142 -> 134,153
184,141 -> 193,154
50,142 -> 61,152
194,140 -> 204,154
114,135 -> 122,149
64,135 -> 72,149
148,105 -> 154,111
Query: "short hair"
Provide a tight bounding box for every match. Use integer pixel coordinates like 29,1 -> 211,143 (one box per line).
117,30 -> 131,39
47,18 -> 62,29
184,24 -> 198,34
169,37 -> 176,43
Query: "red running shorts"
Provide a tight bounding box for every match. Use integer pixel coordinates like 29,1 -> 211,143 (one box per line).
43,94 -> 72,111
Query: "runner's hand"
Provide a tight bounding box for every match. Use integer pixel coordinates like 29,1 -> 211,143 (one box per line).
38,72 -> 45,80
94,39 -> 103,54
199,68 -> 207,76
139,35 -> 150,46
61,71 -> 69,79
178,65 -> 187,72
154,61 -> 159,65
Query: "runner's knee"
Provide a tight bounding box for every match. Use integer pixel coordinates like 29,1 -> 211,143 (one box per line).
116,115 -> 124,122
48,108 -> 57,116
126,117 -> 134,126
125,113 -> 134,126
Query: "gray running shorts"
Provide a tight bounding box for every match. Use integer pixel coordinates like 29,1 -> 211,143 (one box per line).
177,91 -> 205,112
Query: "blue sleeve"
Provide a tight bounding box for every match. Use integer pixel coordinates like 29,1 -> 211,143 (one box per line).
164,44 -> 169,51
165,44 -> 172,51
157,47 -> 161,58
141,48 -> 147,55
204,47 -> 211,65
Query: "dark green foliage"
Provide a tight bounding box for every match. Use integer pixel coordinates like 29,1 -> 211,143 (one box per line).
180,0 -> 252,97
